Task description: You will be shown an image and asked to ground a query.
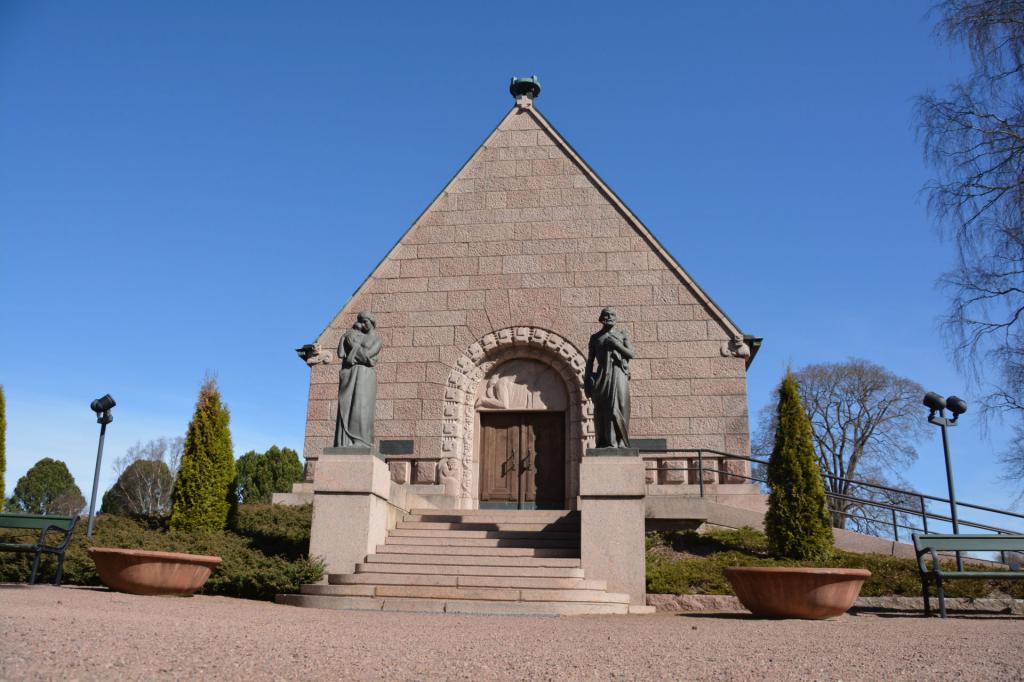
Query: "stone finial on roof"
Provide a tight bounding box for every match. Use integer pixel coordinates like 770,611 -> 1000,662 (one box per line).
510,76 -> 541,109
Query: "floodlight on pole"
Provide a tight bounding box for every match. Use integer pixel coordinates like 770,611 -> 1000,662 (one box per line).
924,391 -> 967,570
87,394 -> 115,538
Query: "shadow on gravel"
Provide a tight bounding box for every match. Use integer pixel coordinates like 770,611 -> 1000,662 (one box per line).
670,608 -> 1023,621
0,584 -> 109,592
672,612 -> 757,620
868,611 -> 1023,620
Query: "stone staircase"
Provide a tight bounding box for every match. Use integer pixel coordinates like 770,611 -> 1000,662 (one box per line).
278,509 -> 637,615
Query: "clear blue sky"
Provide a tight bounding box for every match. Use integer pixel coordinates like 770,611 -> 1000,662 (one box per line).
2,2 -> 1018,529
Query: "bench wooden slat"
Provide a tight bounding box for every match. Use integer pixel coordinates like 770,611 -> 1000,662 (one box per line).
0,514 -> 77,531
0,543 -> 36,551
912,532 -> 1024,618
930,571 -> 1024,579
912,533 -> 1024,552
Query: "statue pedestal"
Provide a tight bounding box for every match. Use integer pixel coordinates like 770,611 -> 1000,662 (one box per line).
308,447 -> 391,578
584,446 -> 640,457
579,447 -> 646,605
322,445 -> 386,459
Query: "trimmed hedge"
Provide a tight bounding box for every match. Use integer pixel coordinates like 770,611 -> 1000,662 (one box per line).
228,503 -> 313,561
646,528 -> 1024,599
0,504 -> 321,601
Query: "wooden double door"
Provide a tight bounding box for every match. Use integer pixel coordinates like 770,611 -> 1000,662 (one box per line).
479,412 -> 565,509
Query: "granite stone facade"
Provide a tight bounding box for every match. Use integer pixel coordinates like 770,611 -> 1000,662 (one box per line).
300,94 -> 756,509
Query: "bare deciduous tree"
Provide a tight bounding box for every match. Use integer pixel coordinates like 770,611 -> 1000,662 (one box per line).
103,437 -> 183,517
917,1 -> 1024,488
755,359 -> 928,531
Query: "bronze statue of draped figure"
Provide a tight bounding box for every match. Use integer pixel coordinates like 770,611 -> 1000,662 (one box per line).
585,307 -> 634,448
334,311 -> 382,448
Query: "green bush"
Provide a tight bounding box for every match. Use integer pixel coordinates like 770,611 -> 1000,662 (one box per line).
764,371 -> 834,561
235,446 -> 304,504
230,503 -> 312,561
170,378 -> 237,531
645,528 -> 1024,599
0,506 -> 322,601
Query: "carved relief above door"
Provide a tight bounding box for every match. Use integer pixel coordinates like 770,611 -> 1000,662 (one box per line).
475,359 -> 567,411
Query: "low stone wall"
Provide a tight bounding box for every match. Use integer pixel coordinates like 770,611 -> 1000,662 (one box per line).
647,593 -> 1024,615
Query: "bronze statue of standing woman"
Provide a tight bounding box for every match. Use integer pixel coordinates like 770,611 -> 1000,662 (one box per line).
585,308 -> 634,448
335,311 -> 382,448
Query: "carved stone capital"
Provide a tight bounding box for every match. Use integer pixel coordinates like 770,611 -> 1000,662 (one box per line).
720,335 -> 751,359
296,343 -> 332,366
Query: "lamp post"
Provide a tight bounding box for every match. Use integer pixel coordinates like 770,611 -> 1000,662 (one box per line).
87,394 -> 116,538
923,391 -> 967,570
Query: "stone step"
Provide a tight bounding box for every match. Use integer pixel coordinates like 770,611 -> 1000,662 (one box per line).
332,572 -> 607,591
444,599 -> 629,616
396,521 -> 580,532
374,544 -> 579,558
354,562 -> 586,578
405,511 -> 578,524
384,535 -> 578,549
276,594 -> 629,616
409,508 -> 577,515
301,583 -> 631,604
363,553 -> 581,567
388,528 -> 580,541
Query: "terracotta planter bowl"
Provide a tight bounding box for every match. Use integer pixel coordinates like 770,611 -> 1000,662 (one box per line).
88,547 -> 222,597
724,566 -> 871,619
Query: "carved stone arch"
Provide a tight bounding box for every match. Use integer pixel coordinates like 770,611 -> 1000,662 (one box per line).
442,326 -> 594,506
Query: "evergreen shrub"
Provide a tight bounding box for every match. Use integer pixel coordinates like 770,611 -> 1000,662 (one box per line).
229,503 -> 312,561
170,378 -> 236,531
0,506 -> 321,601
764,371 -> 834,561
644,528 -> 1023,599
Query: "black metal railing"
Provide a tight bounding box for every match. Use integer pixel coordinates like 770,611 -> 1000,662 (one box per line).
639,448 -> 1024,542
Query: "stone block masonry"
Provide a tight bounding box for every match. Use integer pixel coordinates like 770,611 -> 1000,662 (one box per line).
301,98 -> 753,495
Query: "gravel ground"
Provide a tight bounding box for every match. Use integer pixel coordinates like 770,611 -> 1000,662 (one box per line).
2,585 -> 1023,681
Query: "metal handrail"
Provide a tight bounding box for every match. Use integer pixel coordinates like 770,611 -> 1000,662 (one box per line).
639,448 -> 1024,541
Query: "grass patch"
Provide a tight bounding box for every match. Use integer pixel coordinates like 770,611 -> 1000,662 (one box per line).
647,528 -> 1024,599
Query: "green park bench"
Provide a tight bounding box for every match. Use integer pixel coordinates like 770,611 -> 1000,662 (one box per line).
913,533 -> 1024,618
0,513 -> 80,586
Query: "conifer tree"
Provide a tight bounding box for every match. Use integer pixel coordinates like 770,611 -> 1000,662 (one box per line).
0,385 -> 6,506
170,378 -> 236,531
235,445 -> 303,504
764,371 -> 834,561
8,457 -> 85,515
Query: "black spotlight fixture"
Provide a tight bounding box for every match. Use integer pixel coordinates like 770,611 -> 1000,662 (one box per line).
923,391 -> 969,570
923,392 -> 946,417
86,394 -> 116,537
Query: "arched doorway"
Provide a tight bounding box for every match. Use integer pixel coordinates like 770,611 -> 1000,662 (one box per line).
475,358 -> 568,509
442,326 -> 592,510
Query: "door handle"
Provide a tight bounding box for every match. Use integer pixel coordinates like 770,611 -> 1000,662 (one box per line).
521,448 -> 533,472
503,447 -> 516,477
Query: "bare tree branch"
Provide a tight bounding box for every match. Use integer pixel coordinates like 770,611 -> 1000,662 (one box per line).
920,2 -> 1024,494
754,359 -> 928,531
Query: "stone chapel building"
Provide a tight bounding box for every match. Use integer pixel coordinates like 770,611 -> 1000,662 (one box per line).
292,77 -> 761,513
